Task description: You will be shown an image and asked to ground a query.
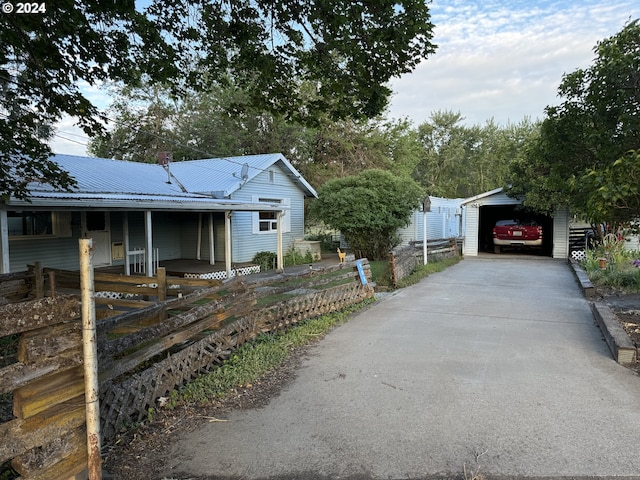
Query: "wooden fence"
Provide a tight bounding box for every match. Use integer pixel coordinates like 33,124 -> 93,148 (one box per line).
0,259 -> 373,479
389,238 -> 459,287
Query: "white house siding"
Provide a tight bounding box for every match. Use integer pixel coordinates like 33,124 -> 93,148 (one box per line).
398,197 -> 464,246
229,165 -> 306,263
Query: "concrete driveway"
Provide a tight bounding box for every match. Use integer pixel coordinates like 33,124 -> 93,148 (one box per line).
162,257 -> 640,480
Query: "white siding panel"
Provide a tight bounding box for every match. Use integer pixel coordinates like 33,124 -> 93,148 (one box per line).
463,205 -> 480,256
552,206 -> 570,259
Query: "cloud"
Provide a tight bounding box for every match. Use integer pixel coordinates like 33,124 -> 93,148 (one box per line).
388,0 -> 640,127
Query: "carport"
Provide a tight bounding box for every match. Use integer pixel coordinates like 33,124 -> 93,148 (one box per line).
461,187 -> 570,258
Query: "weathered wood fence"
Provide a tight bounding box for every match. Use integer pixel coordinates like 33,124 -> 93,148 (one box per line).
0,259 -> 373,479
389,238 -> 459,287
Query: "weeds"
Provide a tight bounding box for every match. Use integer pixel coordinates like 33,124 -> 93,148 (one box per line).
581,237 -> 640,292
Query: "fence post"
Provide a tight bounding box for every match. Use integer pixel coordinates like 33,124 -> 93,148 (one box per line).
79,238 -> 102,480
157,267 -> 167,302
34,261 -> 44,299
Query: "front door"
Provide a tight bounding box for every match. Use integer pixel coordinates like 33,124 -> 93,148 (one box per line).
81,211 -> 111,266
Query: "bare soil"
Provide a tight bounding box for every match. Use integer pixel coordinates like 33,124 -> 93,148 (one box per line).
102,344 -> 310,480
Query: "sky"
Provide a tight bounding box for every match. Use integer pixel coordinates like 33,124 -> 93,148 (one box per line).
50,0 -> 640,156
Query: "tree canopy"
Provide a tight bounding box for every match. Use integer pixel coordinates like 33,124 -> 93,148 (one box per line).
309,169 -> 424,260
1,0 -> 436,199
506,20 -> 640,224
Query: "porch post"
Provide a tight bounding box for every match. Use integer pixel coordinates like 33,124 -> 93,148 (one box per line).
276,211 -> 283,271
0,205 -> 9,274
144,210 -> 153,277
225,211 -> 232,279
123,212 -> 130,275
208,213 -> 215,265
196,213 -> 202,260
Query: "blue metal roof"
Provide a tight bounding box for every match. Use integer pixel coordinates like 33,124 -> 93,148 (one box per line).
10,153 -> 317,210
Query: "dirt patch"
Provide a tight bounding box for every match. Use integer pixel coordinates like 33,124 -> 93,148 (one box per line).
102,344 -> 310,480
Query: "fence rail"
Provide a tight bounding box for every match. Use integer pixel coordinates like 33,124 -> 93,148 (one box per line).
0,259 -> 373,479
389,238 -> 459,287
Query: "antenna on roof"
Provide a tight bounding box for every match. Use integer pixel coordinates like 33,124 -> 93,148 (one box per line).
240,163 -> 249,182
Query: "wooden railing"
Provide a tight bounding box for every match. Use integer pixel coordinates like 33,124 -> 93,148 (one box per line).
389,238 -> 459,287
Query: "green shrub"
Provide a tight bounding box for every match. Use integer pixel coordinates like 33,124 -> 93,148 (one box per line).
284,247 -> 313,266
252,251 -> 277,271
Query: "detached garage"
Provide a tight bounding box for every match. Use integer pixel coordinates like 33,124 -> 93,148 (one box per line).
461,187 -> 570,259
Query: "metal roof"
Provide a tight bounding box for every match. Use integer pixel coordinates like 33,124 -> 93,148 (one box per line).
8,153 -> 317,211
167,153 -> 318,198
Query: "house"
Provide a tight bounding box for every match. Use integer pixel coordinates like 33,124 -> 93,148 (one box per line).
460,187 -> 570,259
396,196 -> 464,246
0,153 -> 317,277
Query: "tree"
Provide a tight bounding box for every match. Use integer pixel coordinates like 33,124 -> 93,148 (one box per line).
309,169 -> 424,260
89,82 -> 316,164
1,1 -> 436,199
413,111 -> 534,198
507,20 -> 640,223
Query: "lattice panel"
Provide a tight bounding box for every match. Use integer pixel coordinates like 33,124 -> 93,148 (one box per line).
184,265 -> 261,280
99,282 -> 373,442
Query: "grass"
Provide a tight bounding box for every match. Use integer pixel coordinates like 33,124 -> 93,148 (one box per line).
396,256 -> 462,288
173,300 -> 373,407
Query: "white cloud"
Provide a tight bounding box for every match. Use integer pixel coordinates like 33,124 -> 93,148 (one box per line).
388,0 -> 640,127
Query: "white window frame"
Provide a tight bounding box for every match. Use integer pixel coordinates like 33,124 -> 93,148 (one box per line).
252,196 -> 290,234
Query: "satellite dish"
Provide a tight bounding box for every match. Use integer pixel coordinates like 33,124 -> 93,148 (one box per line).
240,163 -> 249,182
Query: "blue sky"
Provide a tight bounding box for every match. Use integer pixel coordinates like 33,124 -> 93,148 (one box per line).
51,1 -> 640,155
387,0 -> 640,127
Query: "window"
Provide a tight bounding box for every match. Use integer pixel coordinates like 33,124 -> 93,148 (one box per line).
8,211 -> 53,236
259,211 -> 278,232
252,196 -> 291,234
7,211 -> 72,238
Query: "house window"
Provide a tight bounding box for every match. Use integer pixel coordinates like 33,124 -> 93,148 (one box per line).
8,211 -> 53,237
252,196 -> 291,234
269,170 -> 275,184
259,211 -> 278,232
7,211 -> 72,239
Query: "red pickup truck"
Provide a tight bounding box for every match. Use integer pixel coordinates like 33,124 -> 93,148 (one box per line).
493,219 -> 543,253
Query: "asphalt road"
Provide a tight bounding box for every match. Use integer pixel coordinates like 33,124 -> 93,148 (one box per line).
161,257 -> 640,480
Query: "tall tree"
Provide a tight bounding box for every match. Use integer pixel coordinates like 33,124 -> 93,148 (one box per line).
507,20 -> 640,222
1,0 -> 436,199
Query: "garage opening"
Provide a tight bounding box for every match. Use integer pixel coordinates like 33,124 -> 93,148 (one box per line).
478,205 -> 554,256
